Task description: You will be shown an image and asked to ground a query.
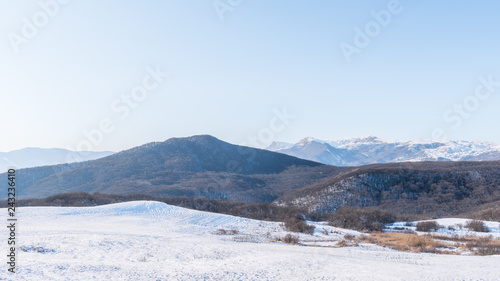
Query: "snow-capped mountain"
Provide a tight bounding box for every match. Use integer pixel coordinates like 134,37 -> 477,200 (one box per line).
266,136 -> 500,166
0,148 -> 114,171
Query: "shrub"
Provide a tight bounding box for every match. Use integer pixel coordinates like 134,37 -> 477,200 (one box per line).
215,229 -> 227,235
282,234 -> 299,244
416,221 -> 440,232
215,229 -> 239,235
328,207 -> 396,232
343,234 -> 356,240
284,216 -> 315,234
370,222 -> 385,232
465,220 -> 489,233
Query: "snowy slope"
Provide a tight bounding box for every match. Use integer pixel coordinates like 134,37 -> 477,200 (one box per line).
267,136 -> 500,166
0,148 -> 114,171
2,201 -> 499,280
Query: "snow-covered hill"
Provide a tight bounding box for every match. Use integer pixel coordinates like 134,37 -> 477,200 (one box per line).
2,201 -> 499,280
0,148 -> 114,171
267,136 -> 500,166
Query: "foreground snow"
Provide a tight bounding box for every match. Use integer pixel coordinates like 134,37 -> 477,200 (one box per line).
1,201 -> 499,280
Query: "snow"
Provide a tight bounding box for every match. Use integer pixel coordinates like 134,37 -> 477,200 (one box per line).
2,201 -> 500,280
387,218 -> 500,238
267,136 -> 500,166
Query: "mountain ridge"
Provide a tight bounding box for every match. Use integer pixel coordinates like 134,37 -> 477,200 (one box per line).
7,135 -> 346,202
267,137 -> 500,166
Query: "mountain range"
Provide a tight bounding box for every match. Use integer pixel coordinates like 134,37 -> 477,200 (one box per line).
0,148 -> 114,172
8,135 -> 346,202
266,136 -> 500,166
3,135 -> 500,218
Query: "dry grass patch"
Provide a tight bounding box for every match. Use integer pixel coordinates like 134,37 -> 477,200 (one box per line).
362,232 -> 500,255
361,232 -> 450,254
336,239 -> 359,247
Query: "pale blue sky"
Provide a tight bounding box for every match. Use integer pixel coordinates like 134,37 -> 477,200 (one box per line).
1,0 -> 500,152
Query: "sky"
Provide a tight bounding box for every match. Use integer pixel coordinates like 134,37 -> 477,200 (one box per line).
1,0 -> 500,152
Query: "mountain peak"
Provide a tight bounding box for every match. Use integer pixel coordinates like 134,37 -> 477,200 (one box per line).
166,134 -> 222,144
10,135 -> 326,201
298,137 -> 328,145
266,141 -> 293,151
347,136 -> 382,143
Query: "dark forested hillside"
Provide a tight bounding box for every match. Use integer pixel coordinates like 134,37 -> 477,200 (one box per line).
275,161 -> 500,217
4,135 -> 348,202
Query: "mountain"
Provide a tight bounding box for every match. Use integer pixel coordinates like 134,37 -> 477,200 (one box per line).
266,136 -> 500,166
275,160 -> 500,217
5,135 -> 500,219
8,135 -> 348,202
0,148 -> 114,172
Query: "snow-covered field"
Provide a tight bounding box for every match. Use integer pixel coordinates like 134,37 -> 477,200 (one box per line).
1,201 -> 500,280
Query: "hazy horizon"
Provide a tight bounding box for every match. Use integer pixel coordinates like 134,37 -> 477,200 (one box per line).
2,133 -> 500,154
2,1 -> 500,152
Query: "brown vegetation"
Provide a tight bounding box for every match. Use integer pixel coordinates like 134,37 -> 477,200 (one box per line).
361,232 -> 449,253
416,221 -> 441,232
361,232 -> 500,256
284,216 -> 315,234
328,207 -> 396,231
281,234 -> 300,244
472,208 -> 500,221
465,236 -> 500,255
215,229 -> 239,235
465,220 -> 489,232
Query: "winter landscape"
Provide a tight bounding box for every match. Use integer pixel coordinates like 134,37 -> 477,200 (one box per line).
2,135 -> 500,280
3,1 -> 500,280
1,201 -> 499,280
